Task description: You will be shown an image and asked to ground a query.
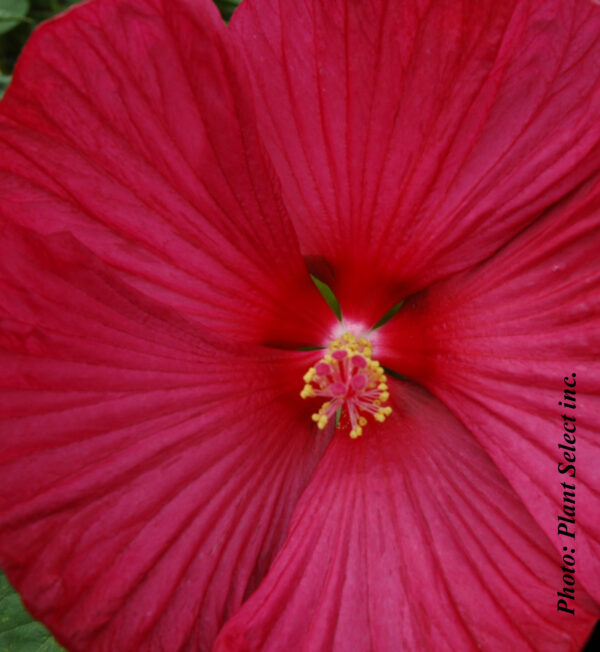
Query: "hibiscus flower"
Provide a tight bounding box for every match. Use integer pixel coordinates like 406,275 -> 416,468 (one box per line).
1,0 -> 599,649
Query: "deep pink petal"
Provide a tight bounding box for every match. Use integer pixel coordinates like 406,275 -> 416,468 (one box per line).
215,384 -> 598,651
232,0 -> 600,323
380,174 -> 600,604
0,222 -> 332,651
0,0 -> 334,346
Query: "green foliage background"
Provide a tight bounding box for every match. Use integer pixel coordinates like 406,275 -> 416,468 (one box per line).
0,573 -> 64,651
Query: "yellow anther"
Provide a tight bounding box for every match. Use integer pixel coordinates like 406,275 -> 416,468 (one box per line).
300,331 -> 392,439
350,425 -> 363,439
375,406 -> 392,422
303,367 -> 316,383
300,385 -> 315,399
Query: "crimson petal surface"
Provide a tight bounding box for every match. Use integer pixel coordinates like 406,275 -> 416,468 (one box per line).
215,384 -> 598,651
0,223 -> 332,651
232,0 -> 600,323
0,0 -> 333,346
380,173 -> 600,605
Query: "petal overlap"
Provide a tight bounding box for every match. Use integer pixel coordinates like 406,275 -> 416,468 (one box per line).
0,223 -> 333,651
215,384 -> 598,651
380,173 -> 600,605
0,0 -> 334,346
232,0 -> 600,323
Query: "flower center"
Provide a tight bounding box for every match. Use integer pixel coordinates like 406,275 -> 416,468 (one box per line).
300,332 -> 392,438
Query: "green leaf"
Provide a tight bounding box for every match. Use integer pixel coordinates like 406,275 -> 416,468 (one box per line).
0,1 -> 31,35
372,300 -> 405,329
0,571 -> 65,651
214,0 -> 241,21
311,275 -> 342,321
383,366 -> 410,382
0,74 -> 11,98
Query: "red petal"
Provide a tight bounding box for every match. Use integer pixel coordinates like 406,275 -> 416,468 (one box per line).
0,0 -> 334,346
232,0 -> 600,323
380,174 -> 600,604
0,223 -> 331,650
215,384 -> 598,650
